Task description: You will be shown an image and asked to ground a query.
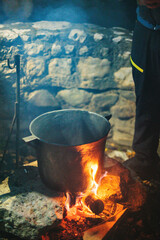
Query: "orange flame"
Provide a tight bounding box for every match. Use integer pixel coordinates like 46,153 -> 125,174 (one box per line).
65,163 -> 107,218
41,234 -> 50,240
90,164 -> 99,194
65,192 -> 71,212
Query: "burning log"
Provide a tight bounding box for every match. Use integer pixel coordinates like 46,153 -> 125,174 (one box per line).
84,193 -> 104,215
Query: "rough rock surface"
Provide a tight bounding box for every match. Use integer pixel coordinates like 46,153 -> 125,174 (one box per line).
0,164 -> 64,240
0,21 -> 135,148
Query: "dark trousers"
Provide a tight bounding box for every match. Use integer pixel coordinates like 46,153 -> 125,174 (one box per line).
131,21 -> 160,159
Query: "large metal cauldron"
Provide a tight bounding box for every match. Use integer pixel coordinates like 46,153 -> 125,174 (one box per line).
25,109 -> 111,194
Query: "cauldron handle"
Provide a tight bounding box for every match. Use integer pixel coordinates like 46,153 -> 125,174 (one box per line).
105,114 -> 112,121
23,135 -> 38,148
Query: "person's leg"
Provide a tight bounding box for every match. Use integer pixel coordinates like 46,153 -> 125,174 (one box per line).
125,118 -> 160,179
133,117 -> 160,160
124,22 -> 160,178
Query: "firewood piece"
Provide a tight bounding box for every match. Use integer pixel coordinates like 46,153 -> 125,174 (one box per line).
84,193 -> 104,215
83,208 -> 127,240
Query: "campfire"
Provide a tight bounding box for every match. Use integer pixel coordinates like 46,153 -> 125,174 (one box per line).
40,156 -> 146,240
23,110 -> 146,240
64,163 -> 107,218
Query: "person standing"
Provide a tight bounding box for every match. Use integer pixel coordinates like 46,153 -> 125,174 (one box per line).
124,0 -> 160,179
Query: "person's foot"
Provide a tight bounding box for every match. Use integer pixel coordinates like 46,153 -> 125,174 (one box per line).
123,154 -> 160,180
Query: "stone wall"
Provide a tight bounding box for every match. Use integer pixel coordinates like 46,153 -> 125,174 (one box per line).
0,21 -> 135,149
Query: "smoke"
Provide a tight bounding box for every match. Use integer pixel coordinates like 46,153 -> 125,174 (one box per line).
31,3 -> 89,23
30,0 -> 136,29
0,0 -> 137,30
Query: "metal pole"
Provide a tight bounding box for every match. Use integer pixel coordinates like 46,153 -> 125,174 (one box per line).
0,55 -> 21,169
15,55 -> 20,168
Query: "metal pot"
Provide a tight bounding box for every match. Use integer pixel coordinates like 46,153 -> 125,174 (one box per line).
24,109 -> 111,194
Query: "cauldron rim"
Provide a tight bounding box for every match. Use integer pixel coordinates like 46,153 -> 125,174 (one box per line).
29,109 -> 110,147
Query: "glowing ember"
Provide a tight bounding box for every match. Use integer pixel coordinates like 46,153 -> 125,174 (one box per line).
41,234 -> 50,240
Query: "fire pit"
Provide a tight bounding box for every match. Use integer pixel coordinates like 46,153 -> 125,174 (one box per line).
22,111 -> 146,240
40,157 -> 146,240
0,156 -> 146,240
